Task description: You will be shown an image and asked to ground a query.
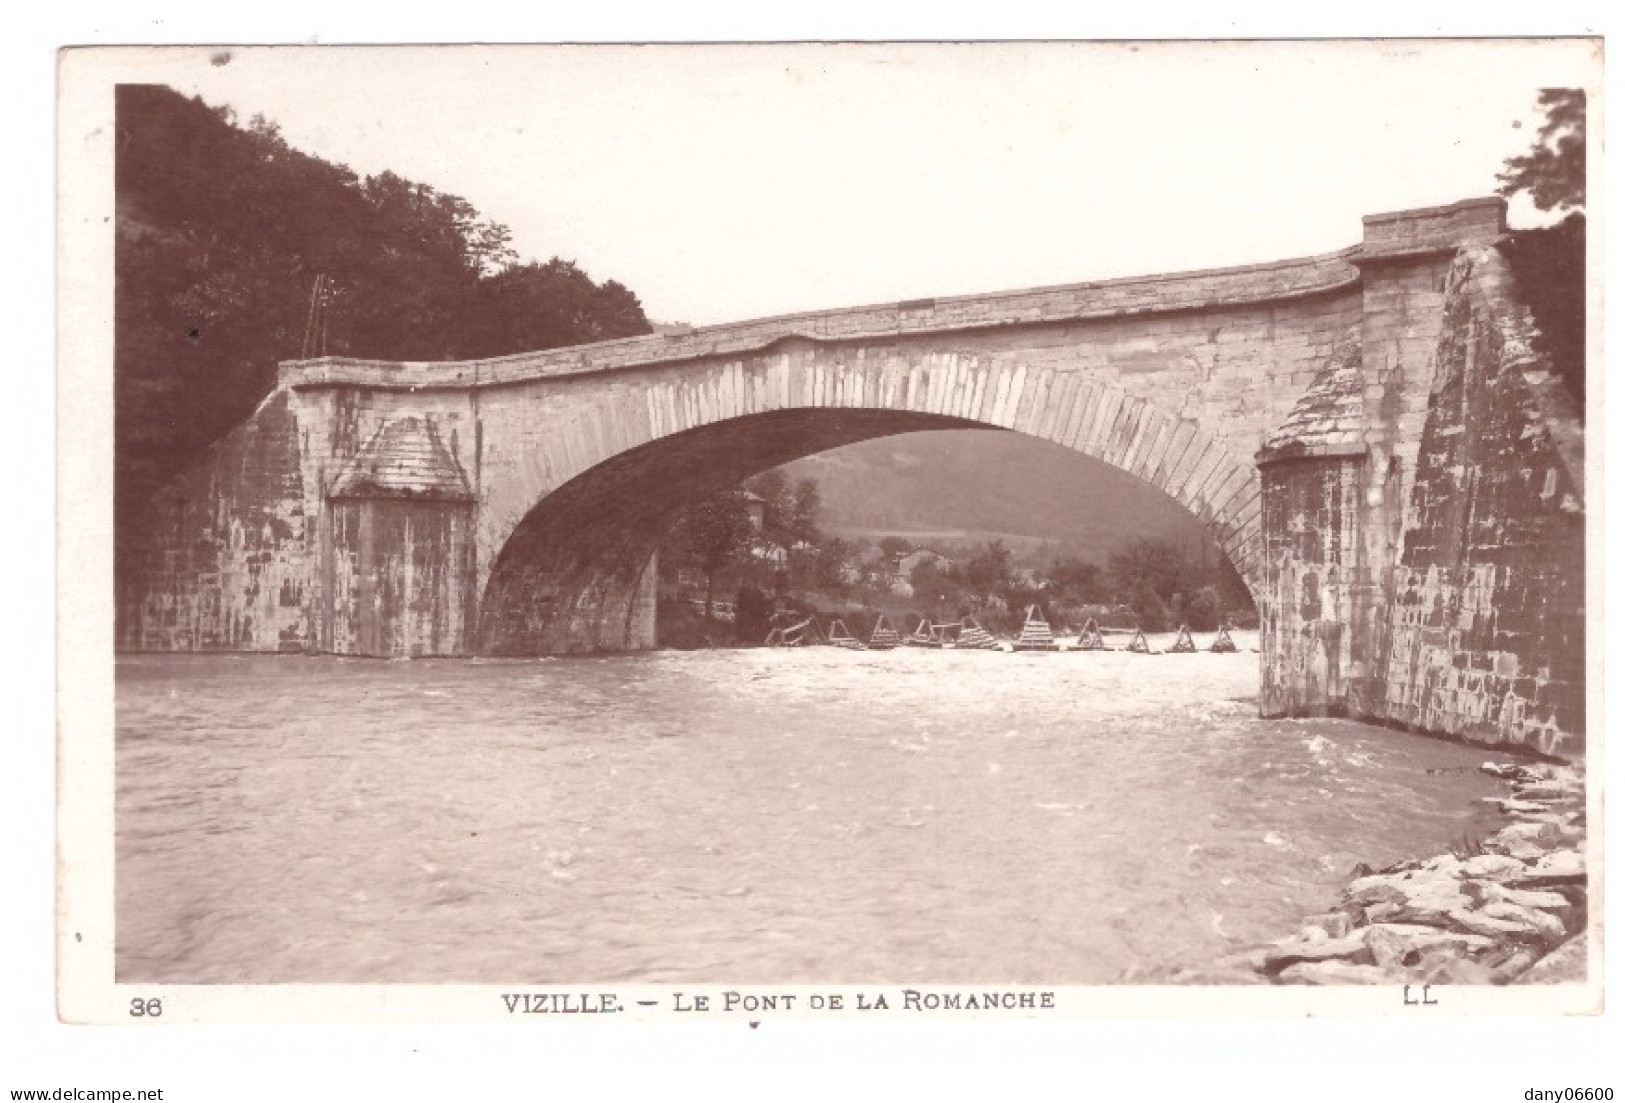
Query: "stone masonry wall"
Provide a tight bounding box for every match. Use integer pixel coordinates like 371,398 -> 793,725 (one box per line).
325,498 -> 477,656
1257,326 -> 1371,718
118,390 -> 312,651
1259,456 -> 1368,718
1380,246 -> 1585,758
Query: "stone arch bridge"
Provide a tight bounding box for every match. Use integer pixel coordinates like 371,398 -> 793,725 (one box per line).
121,198 -> 1585,757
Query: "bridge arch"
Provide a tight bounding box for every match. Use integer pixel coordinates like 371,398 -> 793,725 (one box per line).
475,347 -> 1263,654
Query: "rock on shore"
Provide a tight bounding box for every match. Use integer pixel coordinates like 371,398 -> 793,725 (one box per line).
1180,761 -> 1588,986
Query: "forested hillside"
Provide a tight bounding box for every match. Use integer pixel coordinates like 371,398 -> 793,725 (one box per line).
115,84 -> 652,537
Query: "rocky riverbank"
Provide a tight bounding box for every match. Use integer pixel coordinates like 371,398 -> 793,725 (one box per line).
1184,760 -> 1588,985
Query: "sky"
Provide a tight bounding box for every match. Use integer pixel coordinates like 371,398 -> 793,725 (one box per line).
106,39 -> 1602,326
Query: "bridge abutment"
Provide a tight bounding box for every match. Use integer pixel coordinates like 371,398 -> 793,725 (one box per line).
1257,201 -> 1585,757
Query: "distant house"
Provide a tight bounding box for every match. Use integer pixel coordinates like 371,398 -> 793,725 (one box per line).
739,490 -> 766,530
750,538 -> 788,566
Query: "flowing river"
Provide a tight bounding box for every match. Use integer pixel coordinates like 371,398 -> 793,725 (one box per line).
116,634 -> 1512,984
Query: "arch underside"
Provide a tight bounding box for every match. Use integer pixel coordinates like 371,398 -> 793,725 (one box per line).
478,406 -> 1262,655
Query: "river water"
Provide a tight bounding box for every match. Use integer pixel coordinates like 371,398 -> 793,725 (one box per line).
116,634 -> 1510,984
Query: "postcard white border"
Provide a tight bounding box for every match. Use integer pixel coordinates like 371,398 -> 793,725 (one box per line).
37,31 -> 1614,1095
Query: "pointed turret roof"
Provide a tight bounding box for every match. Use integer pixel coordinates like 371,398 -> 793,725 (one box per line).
329,416 -> 475,500
1258,329 -> 1366,462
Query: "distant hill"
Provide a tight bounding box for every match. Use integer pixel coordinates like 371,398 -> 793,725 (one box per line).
779,428 -> 1216,567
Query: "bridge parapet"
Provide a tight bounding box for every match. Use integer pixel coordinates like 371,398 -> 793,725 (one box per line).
276,247 -> 1361,390
275,198 -> 1506,394
1358,196 -> 1507,265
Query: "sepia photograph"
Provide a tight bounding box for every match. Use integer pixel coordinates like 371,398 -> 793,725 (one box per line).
52,36 -> 1601,1034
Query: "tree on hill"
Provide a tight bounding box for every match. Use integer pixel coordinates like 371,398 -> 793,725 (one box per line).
908,557 -> 965,613
667,490 -> 757,619
1126,582 -> 1173,632
962,541 -> 1013,599
812,535 -> 857,596
1496,88 -> 1587,413
1498,89 -> 1585,215
1105,536 -> 1258,629
1183,585 -> 1224,632
744,470 -> 824,548
1107,537 -> 1190,606
456,260 -> 652,358
877,536 -> 913,564
115,84 -> 653,548
1042,556 -> 1110,609
784,479 -> 823,545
